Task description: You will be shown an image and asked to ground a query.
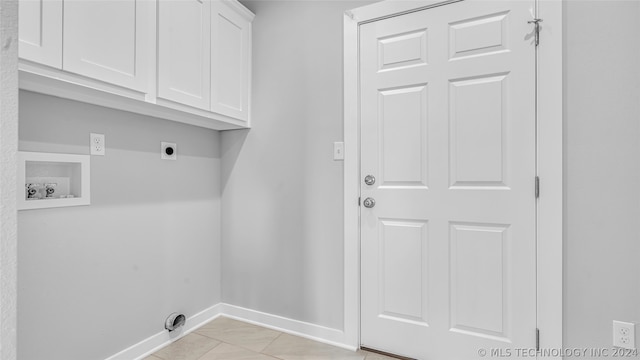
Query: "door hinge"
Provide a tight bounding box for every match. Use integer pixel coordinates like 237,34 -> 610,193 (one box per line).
536,328 -> 540,351
535,176 -> 540,198
528,18 -> 543,47
358,197 -> 361,206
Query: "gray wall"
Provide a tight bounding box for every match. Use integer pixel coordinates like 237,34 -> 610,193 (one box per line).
18,91 -> 221,360
564,1 -> 640,354
221,0 -> 375,329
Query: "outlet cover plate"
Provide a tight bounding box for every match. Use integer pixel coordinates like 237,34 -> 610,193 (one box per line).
334,142 -> 344,161
614,321 -> 636,349
90,133 -> 105,156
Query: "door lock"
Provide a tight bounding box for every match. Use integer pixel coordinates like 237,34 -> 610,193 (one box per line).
364,175 -> 376,186
363,197 -> 376,208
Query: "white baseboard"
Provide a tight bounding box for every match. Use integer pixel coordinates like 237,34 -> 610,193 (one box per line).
219,303 -> 356,351
105,304 -> 222,360
104,303 -> 357,360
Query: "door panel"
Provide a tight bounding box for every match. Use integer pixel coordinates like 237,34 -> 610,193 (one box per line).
450,222 -> 509,340
379,85 -> 428,188
19,0 -> 63,68
211,1 -> 251,121
63,0 -> 149,92
378,29 -> 428,71
379,219 -> 429,323
360,1 -> 536,359
449,74 -> 508,187
157,0 -> 211,110
449,11 -> 508,60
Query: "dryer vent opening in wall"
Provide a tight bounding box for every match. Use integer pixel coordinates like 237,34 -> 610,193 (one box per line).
165,313 -> 186,332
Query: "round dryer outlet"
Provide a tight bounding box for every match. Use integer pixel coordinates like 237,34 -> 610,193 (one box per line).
161,142 -> 177,160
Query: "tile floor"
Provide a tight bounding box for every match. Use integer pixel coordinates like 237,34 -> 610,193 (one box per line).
144,317 -> 397,360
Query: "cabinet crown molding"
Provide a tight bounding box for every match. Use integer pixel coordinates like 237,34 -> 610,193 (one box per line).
222,0 -> 255,21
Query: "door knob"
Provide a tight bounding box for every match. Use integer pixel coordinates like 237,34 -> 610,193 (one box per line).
364,175 -> 376,186
363,197 -> 376,208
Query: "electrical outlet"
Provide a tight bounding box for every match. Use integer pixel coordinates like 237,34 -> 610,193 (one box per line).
90,133 -> 105,156
614,321 -> 636,349
161,142 -> 177,160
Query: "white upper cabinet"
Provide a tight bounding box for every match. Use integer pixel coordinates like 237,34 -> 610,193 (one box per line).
158,0 -> 212,110
211,1 -> 252,122
63,0 -> 150,92
19,0 -> 63,68
18,0 -> 253,130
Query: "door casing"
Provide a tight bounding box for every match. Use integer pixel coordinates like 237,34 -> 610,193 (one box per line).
342,0 -> 563,352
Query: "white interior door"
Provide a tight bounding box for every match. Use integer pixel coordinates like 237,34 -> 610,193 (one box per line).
360,1 -> 537,359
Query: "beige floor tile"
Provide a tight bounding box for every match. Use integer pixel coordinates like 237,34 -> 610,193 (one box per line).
154,333 -> 221,360
360,351 -> 401,360
195,317 -> 281,352
142,355 -> 164,360
199,342 -> 280,360
262,333 -> 365,360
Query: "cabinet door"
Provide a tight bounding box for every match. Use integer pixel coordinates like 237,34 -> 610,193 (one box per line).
63,0 -> 150,92
19,0 -> 63,68
157,0 -> 211,110
211,1 -> 251,122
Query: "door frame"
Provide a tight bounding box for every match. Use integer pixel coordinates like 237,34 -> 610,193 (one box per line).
342,0 -> 563,352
